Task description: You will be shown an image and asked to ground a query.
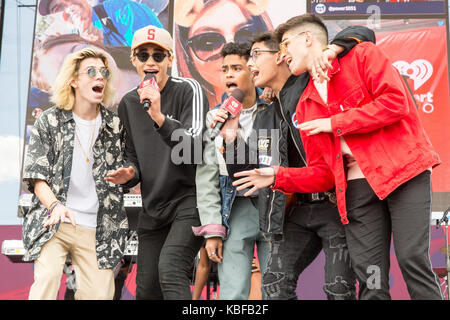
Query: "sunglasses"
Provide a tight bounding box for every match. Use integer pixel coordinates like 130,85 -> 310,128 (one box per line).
250,49 -> 278,61
134,51 -> 168,63
279,31 -> 307,55
79,66 -> 111,79
187,24 -> 258,62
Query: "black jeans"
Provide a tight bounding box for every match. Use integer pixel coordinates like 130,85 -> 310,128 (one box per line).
263,200 -> 356,300
345,170 -> 443,300
135,206 -> 203,300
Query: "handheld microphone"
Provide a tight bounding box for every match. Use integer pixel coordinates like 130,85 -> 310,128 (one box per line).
139,73 -> 159,111
210,88 -> 245,140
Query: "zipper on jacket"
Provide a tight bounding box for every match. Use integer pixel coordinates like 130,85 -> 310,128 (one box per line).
266,120 -> 284,233
279,100 -> 307,167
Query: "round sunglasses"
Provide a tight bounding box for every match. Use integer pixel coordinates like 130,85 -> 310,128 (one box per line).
134,51 -> 168,63
79,66 -> 111,79
186,24 -> 258,62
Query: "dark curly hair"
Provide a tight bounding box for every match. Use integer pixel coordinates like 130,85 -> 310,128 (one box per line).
221,42 -> 251,61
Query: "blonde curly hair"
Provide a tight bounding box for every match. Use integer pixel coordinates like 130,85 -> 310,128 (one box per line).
50,47 -> 115,110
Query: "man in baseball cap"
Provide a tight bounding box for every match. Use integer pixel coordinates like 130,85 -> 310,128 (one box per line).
129,25 -> 174,91
131,25 -> 173,53
106,23 -> 208,300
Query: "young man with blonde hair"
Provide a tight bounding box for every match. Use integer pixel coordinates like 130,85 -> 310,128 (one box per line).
23,47 -> 128,300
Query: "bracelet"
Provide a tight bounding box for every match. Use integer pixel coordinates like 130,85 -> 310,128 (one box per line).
47,201 -> 62,216
47,200 -> 59,212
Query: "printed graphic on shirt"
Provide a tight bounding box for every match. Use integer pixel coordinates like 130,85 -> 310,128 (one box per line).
258,136 -> 272,153
259,155 -> 273,166
292,112 -> 299,129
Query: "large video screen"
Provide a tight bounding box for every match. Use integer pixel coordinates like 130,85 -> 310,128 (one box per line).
326,18 -> 450,212
311,0 -> 446,17
173,0 -> 307,108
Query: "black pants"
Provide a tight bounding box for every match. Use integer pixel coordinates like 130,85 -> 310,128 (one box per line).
135,206 -> 203,300
263,200 -> 356,300
345,170 -> 442,300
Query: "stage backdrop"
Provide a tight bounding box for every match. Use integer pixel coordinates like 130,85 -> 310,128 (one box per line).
377,25 -> 450,196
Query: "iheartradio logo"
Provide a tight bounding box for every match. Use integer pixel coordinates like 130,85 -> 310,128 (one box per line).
393,59 -> 433,90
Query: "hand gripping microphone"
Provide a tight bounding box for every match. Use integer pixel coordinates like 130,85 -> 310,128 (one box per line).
139,73 -> 159,111
210,88 -> 245,140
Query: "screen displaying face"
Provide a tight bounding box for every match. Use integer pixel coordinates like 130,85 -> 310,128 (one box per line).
173,0 -> 306,108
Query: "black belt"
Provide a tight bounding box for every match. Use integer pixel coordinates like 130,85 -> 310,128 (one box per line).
296,192 -> 328,203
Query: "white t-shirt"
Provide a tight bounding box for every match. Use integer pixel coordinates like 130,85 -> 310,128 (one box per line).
239,103 -> 257,141
65,112 -> 101,229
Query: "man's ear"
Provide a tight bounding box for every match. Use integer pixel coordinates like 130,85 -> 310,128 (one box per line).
70,77 -> 77,89
275,51 -> 285,66
305,31 -> 313,47
131,55 -> 138,69
167,53 -> 174,68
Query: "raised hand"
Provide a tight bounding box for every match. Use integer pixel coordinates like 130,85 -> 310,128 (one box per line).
298,118 -> 332,136
232,167 -> 276,197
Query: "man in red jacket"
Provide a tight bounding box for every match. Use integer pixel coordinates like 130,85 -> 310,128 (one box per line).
232,14 -> 443,300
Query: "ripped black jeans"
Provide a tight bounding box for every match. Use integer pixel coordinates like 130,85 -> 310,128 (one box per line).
263,200 -> 356,300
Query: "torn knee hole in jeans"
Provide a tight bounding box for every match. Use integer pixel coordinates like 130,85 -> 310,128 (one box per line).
323,276 -> 354,298
263,270 -> 285,297
263,270 -> 285,285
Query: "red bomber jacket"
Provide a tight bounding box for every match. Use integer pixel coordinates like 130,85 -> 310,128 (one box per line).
272,42 -> 440,225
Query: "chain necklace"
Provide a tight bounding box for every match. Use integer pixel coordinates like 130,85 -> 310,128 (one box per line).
74,107 -> 99,163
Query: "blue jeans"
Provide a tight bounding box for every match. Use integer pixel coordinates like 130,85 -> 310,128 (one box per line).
135,205 -> 203,300
263,200 -> 356,300
218,196 -> 271,300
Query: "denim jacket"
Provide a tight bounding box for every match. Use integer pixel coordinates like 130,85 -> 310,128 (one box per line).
193,88 -> 268,239
218,175 -> 237,236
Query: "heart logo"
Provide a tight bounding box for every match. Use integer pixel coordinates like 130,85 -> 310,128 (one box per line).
393,59 -> 433,91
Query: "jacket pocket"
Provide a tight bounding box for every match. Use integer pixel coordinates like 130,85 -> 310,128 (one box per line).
336,87 -> 365,112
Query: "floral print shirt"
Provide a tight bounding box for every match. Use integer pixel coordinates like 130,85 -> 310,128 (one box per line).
22,105 -> 128,269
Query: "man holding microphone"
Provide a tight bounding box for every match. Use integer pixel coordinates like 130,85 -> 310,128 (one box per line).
105,25 -> 208,300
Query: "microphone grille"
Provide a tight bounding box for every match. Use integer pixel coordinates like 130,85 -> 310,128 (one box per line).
144,73 -> 156,80
230,88 -> 244,103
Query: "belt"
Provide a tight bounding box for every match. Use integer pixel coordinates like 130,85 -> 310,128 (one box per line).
296,192 -> 332,203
